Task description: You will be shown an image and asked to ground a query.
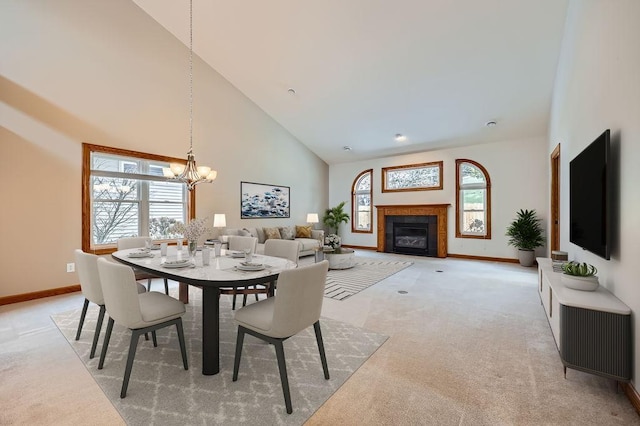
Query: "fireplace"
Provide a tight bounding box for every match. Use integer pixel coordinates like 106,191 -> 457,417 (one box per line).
385,215 -> 438,257
375,204 -> 449,258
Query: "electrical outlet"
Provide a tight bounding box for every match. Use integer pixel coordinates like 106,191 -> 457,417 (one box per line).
66,263 -> 75,273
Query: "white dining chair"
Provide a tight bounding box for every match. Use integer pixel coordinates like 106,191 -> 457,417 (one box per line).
74,249 -> 147,359
96,258 -> 188,398
223,236 -> 261,309
117,237 -> 169,294
227,235 -> 258,253
232,260 -> 330,414
256,239 -> 301,304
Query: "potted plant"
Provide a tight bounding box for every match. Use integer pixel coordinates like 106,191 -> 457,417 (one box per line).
323,201 -> 350,237
561,261 -> 599,291
506,209 -> 545,267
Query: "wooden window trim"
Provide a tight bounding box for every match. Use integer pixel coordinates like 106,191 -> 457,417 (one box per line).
82,143 -> 195,255
455,159 -> 491,239
381,161 -> 443,193
351,169 -> 373,234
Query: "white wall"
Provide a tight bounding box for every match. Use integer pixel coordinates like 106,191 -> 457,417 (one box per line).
329,137 -> 549,259
549,0 -> 640,385
0,0 -> 328,297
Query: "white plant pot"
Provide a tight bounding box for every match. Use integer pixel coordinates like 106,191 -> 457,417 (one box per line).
517,249 -> 535,267
561,274 -> 599,291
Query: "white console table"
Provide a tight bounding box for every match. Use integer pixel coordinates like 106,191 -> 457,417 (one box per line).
537,258 -> 631,382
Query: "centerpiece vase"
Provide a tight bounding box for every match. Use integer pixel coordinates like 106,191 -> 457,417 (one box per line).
188,240 -> 198,261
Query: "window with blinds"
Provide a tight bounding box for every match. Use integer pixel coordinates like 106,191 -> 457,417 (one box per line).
83,144 -> 191,253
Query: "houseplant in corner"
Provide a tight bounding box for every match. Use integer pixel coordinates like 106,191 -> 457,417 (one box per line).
323,201 -> 350,237
561,261 -> 599,291
506,209 -> 545,267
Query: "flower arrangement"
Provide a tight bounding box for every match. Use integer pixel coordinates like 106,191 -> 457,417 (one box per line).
170,217 -> 210,242
325,233 -> 341,249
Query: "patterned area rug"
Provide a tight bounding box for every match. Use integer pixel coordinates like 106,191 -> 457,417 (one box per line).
300,257 -> 414,300
51,289 -> 387,425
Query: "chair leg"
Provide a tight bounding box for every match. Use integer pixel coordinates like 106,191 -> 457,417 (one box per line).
89,305 -> 106,359
254,286 -> 259,301
274,341 -> 293,414
175,319 -> 189,370
147,278 -> 152,292
121,330 -> 142,398
232,327 -> 246,381
232,290 -> 237,310
242,292 -> 248,307
314,321 -> 330,380
151,330 -> 158,347
75,298 -> 90,341
98,317 -> 115,370
164,278 -> 169,295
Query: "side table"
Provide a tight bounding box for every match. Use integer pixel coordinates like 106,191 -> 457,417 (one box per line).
325,248 -> 355,270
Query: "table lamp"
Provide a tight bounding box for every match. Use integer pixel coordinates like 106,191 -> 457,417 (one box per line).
213,213 -> 227,242
307,213 -> 319,229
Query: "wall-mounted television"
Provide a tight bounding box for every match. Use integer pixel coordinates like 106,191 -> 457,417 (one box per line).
569,129 -> 611,260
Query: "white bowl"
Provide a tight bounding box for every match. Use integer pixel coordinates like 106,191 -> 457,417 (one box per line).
561,274 -> 599,291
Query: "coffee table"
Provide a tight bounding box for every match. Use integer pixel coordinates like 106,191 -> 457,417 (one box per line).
325,247 -> 355,269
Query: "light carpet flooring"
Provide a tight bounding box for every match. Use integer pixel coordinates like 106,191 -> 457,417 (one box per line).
1,250 -> 639,425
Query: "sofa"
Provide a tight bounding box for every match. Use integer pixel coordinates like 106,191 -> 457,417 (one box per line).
212,225 -> 324,258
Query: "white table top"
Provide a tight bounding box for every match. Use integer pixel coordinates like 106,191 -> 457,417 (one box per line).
112,247 -> 296,286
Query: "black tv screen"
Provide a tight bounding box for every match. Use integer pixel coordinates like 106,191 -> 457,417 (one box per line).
569,129 -> 610,260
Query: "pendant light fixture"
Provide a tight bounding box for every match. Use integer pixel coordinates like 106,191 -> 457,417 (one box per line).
163,0 -> 217,191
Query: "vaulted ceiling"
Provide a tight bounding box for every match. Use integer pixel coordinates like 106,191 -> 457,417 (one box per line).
133,0 -> 569,164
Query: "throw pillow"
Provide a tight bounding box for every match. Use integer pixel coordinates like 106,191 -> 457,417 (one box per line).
295,225 -> 312,238
237,229 -> 251,237
279,226 -> 296,240
263,227 -> 282,240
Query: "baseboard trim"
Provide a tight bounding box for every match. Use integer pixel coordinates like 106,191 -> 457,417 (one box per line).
447,253 -> 520,264
621,382 -> 640,416
341,245 -> 377,251
343,246 -> 520,264
0,285 -> 81,306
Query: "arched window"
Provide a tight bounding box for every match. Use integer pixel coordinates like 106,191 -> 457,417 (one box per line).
352,169 -> 373,233
456,159 -> 491,239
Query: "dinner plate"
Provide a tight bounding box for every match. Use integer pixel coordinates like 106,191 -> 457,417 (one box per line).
237,263 -> 265,271
163,260 -> 192,269
128,252 -> 153,258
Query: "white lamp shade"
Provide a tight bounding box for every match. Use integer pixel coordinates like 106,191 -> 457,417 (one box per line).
197,166 -> 211,178
170,163 -> 185,175
213,213 -> 226,228
206,170 -> 217,180
306,213 -> 319,223
162,167 -> 175,178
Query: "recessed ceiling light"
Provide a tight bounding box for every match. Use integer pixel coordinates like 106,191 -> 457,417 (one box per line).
343,146 -> 352,151
394,133 -> 407,142
485,120 -> 497,127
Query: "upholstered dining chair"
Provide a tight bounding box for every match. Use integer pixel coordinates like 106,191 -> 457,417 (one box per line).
74,249 -> 146,359
227,235 -> 258,253
222,236 -> 260,309
96,258 -> 188,398
255,239 -> 302,304
263,239 -> 300,265
232,260 -> 330,414
117,237 -> 169,295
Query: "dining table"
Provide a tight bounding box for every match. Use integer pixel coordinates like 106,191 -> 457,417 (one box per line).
111,246 -> 297,375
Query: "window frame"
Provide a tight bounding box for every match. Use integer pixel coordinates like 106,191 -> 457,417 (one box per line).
381,161 -> 443,192
82,143 -> 195,255
455,159 -> 491,239
351,169 -> 373,233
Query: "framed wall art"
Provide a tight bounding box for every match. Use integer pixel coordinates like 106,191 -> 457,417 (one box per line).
240,181 -> 290,219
